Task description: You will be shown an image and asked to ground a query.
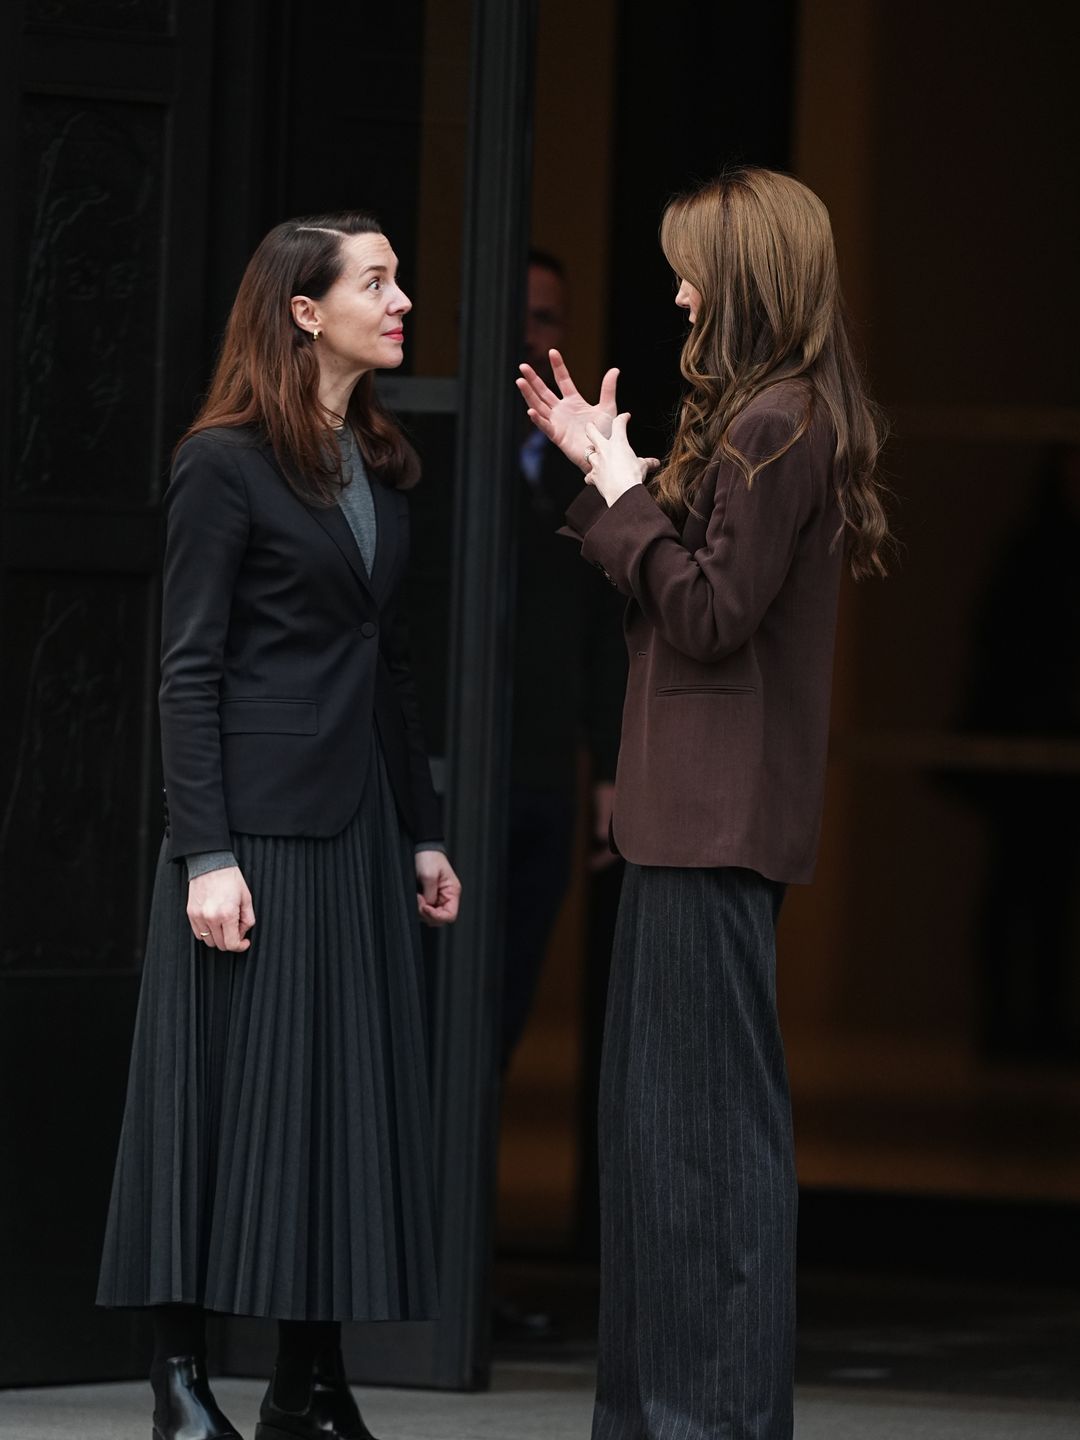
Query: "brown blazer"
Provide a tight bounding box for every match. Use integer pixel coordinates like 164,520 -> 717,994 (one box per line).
562,381 -> 843,884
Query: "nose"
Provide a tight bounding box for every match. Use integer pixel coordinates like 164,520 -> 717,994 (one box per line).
391,285 -> 412,314
675,280 -> 692,309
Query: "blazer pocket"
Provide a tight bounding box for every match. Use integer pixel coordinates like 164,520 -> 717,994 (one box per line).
219,699 -> 318,735
654,684 -> 757,696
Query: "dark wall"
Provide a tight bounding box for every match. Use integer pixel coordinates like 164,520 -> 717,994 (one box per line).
0,0 -> 428,1387
606,1 -> 796,461
0,0 -> 221,1385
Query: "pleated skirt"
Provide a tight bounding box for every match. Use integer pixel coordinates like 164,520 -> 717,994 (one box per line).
96,741 -> 439,1322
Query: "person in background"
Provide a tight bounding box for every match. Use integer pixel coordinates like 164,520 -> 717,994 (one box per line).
97,212 -> 460,1440
519,168 -> 891,1439
494,250 -> 628,1342
502,250 -> 626,1067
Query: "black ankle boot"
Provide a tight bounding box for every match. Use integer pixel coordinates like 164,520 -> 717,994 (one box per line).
255,1348 -> 377,1440
151,1355 -> 242,1440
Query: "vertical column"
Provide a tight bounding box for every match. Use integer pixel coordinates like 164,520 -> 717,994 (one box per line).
433,0 -> 537,1389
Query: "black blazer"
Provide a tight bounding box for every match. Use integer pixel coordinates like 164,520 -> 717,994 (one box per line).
159,426 -> 442,861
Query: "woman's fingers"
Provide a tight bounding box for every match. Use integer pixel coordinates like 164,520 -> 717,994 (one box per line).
188,868 -> 255,954
187,907 -> 217,948
416,857 -> 462,927
516,363 -> 558,410
586,412 -> 630,445
598,367 -> 620,413
548,348 -> 581,399
528,409 -> 556,440
415,854 -> 462,928
206,918 -> 226,950
515,377 -> 551,419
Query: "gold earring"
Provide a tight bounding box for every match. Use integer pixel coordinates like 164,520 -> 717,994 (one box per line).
312,328 -> 321,341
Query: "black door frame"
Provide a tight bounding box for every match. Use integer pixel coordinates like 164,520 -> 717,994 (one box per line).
346,0 -> 537,1388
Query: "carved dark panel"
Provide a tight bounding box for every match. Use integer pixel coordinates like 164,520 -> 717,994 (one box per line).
13,98 -> 164,504
27,0 -> 173,35
0,573 -> 152,972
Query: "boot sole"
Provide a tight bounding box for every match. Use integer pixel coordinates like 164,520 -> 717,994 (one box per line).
155,1428 -> 241,1440
155,1431 -> 241,1440
255,1427 -> 371,1440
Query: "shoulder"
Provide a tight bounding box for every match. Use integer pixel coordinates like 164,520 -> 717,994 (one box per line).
168,427 -> 259,515
729,381 -> 835,467
730,380 -> 809,440
175,424 -> 262,462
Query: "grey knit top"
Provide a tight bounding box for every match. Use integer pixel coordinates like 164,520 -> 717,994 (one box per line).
186,428 -> 442,881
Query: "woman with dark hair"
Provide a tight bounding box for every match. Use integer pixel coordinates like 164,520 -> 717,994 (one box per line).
517,167 -> 890,1440
98,213 -> 460,1440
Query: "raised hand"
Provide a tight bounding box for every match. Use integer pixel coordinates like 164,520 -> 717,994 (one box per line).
582,413 -> 659,507
516,348 -> 620,471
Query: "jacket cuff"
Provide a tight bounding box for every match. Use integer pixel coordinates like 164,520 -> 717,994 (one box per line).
414,840 -> 447,855
579,484 -> 675,588
561,485 -> 607,539
186,850 -> 238,881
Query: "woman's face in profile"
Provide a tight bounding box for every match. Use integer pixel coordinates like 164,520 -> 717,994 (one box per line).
674,277 -> 701,325
304,232 -> 412,374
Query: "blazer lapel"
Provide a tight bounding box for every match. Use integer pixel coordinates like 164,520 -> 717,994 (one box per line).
257,441 -> 376,600
305,499 -> 375,596
368,478 -> 401,603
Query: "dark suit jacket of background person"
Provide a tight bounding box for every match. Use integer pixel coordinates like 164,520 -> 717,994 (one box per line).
159,426 -> 443,861
512,440 -> 626,791
562,381 -> 843,884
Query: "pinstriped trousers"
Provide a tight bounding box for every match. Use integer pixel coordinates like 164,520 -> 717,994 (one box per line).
592,864 -> 794,1440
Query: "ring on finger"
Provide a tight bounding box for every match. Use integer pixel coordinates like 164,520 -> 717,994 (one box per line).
198,930 -> 211,937
584,446 -> 597,462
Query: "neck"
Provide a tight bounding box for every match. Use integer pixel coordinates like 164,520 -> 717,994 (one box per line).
316,363 -> 367,428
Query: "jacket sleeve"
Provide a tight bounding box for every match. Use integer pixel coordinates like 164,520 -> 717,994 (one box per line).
578,410 -> 822,663
159,436 -> 250,859
581,568 -> 627,781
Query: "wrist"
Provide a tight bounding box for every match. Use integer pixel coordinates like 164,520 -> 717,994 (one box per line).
603,477 -> 641,507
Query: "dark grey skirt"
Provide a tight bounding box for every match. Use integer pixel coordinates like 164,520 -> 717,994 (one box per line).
96,742 -> 439,1322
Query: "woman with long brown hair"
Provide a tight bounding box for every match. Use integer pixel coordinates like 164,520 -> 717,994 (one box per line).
517,167 -> 889,1439
98,212 -> 460,1440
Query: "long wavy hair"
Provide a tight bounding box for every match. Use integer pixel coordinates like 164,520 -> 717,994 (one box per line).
182,211 -> 417,503
654,168 -> 890,579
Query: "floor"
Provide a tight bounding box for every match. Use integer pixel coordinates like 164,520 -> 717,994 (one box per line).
2,1366 -> 1080,1440
3,1268 -> 1079,1440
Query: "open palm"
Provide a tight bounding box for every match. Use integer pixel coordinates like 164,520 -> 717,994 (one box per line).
516,348 -> 619,471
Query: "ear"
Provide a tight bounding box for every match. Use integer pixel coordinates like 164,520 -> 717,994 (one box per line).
291,294 -> 321,336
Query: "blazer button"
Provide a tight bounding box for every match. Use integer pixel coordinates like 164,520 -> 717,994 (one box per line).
360,621 -> 377,638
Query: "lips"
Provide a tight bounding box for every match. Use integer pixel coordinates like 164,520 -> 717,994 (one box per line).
382,329 -> 404,341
